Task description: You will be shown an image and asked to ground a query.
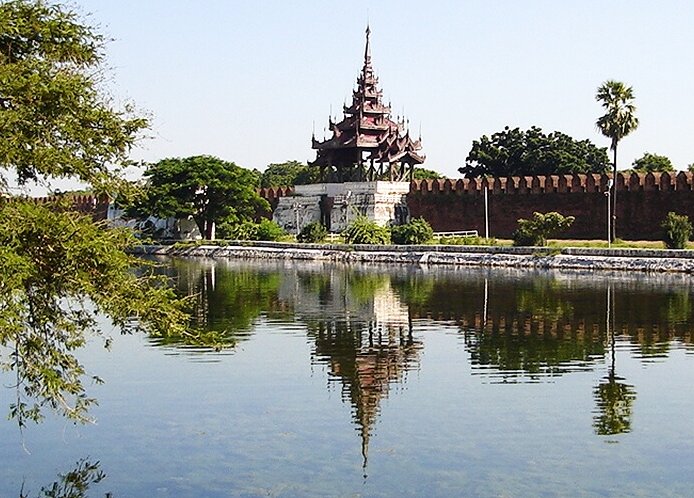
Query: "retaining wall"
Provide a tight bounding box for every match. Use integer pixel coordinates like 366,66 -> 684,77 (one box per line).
134,242 -> 694,274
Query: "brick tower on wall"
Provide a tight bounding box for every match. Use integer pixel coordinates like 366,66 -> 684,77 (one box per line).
311,26 -> 425,182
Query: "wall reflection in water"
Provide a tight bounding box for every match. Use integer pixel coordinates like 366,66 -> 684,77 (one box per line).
162,258 -> 694,451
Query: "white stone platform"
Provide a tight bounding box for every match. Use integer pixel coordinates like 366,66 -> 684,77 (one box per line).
273,181 -> 410,234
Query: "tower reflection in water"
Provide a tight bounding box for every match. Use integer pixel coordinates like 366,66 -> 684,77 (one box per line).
289,269 -> 423,475
164,260 -> 694,464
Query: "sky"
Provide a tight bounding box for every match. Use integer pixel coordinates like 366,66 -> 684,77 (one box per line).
17,0 -> 694,193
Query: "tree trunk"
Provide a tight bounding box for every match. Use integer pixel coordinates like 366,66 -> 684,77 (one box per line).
204,219 -> 215,240
611,146 -> 618,241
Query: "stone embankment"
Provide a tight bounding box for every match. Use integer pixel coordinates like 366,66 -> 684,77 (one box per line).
134,242 -> 694,274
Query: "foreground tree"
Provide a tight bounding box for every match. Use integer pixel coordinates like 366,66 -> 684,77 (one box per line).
0,0 -> 188,427
632,152 -> 674,173
596,80 -> 639,240
142,155 -> 269,239
459,126 -> 610,178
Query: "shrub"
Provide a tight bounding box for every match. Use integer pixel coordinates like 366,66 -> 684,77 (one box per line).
390,217 -> 434,245
661,212 -> 692,249
513,212 -> 575,246
255,219 -> 286,241
220,219 -> 286,241
343,216 -> 390,245
297,221 -> 327,243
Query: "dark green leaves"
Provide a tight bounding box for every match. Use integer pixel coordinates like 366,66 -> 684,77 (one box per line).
460,126 -> 610,178
0,200 -> 189,426
632,152 -> 674,173
0,0 -> 147,189
141,155 -> 270,239
259,160 -> 320,188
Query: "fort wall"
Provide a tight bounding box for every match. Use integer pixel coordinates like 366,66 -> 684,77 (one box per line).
405,172 -> 694,240
27,171 -> 694,241
260,172 -> 694,241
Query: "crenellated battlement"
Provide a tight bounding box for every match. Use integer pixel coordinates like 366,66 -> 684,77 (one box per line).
10,194 -> 110,220
257,186 -> 295,200
408,171 -> 694,195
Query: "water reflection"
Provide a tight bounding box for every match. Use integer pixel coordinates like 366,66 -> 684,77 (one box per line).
153,258 -> 291,351
593,284 -> 636,436
161,259 -> 694,453
20,459 -> 107,498
292,270 -> 423,474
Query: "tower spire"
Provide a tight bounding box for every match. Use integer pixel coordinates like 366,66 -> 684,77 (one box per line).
364,24 -> 371,68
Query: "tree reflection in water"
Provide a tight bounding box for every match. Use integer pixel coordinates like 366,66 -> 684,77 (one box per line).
153,257 -> 287,349
20,459 -> 107,498
159,260 -> 694,455
593,284 -> 636,436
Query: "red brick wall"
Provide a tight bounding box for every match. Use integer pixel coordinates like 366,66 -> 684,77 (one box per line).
407,172 -> 694,240
259,172 -> 694,241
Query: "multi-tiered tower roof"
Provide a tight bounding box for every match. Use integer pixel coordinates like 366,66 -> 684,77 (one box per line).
311,26 -> 425,182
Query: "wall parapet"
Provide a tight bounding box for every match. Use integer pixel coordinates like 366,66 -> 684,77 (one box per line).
409,171 -> 694,195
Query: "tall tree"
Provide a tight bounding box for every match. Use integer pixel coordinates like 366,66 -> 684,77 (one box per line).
142,155 -> 269,239
459,126 -> 610,178
596,80 -> 639,240
0,0 -> 187,427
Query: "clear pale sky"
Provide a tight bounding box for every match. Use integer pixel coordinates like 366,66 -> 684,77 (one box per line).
32,0 -> 694,191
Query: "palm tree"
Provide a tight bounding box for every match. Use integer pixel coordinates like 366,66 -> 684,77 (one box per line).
596,80 -> 639,241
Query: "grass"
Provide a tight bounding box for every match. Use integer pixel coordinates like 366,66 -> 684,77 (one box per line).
544,239 -> 686,249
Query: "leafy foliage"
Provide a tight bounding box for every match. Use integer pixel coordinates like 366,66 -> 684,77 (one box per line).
140,155 -> 269,239
412,167 -> 443,180
21,458 -> 106,498
632,152 -> 674,173
0,1 -> 192,428
390,217 -> 433,245
259,160 -> 320,187
297,221 -> 328,243
459,126 -> 610,178
219,218 -> 286,241
0,200 -> 189,426
596,80 -> 639,155
512,211 -> 575,246
0,0 -> 147,192
593,377 -> 636,436
661,212 -> 692,249
342,216 -> 390,245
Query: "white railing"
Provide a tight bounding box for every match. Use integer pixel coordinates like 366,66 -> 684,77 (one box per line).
434,230 -> 479,238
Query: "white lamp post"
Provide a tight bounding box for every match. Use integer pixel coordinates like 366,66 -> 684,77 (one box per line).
606,179 -> 613,247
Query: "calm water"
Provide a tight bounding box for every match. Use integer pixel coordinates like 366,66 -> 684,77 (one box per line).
2,258 -> 694,497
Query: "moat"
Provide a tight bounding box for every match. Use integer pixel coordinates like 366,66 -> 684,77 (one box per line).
2,258 -> 694,497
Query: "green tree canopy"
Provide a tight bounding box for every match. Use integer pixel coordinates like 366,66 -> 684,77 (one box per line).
141,155 -> 269,239
459,126 -> 610,178
631,152 -> 674,173
412,167 -> 444,180
0,0 -> 188,427
260,160 -> 320,187
0,0 -> 147,191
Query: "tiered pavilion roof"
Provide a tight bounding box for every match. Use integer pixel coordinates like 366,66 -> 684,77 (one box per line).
311,26 -> 425,182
